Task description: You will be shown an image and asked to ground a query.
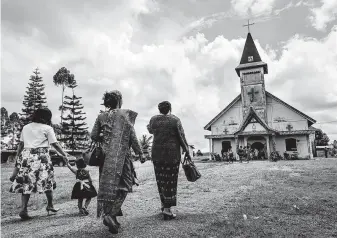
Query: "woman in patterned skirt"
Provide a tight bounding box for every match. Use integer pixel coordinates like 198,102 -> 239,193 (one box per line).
9,108 -> 69,220
91,90 -> 145,234
147,101 -> 191,220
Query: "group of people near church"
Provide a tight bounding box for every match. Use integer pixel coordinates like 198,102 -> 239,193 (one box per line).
231,145 -> 266,161
9,90 -> 191,235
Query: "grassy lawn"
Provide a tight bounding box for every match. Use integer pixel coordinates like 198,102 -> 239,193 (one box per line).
1,158 -> 337,237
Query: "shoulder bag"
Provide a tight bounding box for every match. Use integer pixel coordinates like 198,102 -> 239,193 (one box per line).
181,153 -> 201,182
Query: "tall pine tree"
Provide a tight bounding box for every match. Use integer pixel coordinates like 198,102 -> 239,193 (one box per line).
1,107 -> 9,136
20,68 -> 48,125
60,80 -> 88,151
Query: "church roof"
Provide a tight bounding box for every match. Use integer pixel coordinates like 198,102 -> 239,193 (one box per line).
203,91 -> 316,131
266,92 -> 316,126
240,33 -> 262,64
204,95 -> 241,131
235,33 -> 268,76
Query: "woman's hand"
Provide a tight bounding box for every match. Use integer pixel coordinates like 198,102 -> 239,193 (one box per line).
140,154 -> 146,163
63,156 -> 69,163
9,175 -> 16,182
185,152 -> 192,161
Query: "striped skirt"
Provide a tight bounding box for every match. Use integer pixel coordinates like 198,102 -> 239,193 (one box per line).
153,161 -> 180,208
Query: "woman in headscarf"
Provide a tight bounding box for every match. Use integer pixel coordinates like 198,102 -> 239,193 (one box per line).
91,90 -> 145,234
147,101 -> 191,220
9,108 -> 69,220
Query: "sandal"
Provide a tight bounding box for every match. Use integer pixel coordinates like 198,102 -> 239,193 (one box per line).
19,211 -> 33,221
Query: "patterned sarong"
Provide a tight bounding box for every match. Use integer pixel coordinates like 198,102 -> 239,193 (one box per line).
153,161 -> 180,207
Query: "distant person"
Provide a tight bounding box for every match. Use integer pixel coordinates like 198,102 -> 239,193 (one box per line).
67,158 -> 97,216
324,147 -> 328,158
147,101 -> 191,220
9,108 -> 69,220
237,146 -> 244,162
91,90 -> 145,234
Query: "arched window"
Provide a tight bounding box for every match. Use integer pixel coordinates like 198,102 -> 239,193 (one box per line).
285,138 -> 297,151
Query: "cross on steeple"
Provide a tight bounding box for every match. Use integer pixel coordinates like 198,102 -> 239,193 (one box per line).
248,87 -> 259,102
243,20 -> 255,33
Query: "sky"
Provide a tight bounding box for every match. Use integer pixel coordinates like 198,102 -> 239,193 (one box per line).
1,0 -> 337,151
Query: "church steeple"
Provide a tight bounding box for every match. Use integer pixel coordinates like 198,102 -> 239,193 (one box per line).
239,33 -> 262,64
235,32 -> 268,76
236,31 -> 268,122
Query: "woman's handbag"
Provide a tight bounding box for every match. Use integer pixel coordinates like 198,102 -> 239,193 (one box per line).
83,142 -> 105,166
182,153 -> 201,182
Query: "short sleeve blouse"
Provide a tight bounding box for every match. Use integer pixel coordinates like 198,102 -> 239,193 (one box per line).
20,122 -> 58,148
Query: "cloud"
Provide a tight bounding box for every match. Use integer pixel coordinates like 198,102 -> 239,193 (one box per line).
230,0 -> 277,17
309,0 -> 337,31
1,0 -> 337,152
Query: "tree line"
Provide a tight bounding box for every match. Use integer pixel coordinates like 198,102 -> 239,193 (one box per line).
1,67 -> 88,151
1,67 -> 153,153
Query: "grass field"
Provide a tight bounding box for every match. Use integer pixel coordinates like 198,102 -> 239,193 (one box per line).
1,158 -> 337,237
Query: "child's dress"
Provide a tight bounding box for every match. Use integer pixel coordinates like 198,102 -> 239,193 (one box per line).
71,169 -> 97,199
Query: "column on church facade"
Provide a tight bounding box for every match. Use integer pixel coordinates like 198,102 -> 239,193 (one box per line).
235,136 -> 239,160
243,136 -> 248,147
266,135 -> 270,160
209,139 -> 212,160
307,134 -> 313,159
271,134 -> 276,152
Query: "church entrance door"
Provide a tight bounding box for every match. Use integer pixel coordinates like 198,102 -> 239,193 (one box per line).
247,136 -> 267,160
251,142 -> 264,150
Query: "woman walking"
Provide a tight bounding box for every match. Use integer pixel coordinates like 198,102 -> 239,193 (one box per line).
147,101 -> 191,220
9,108 -> 69,220
91,90 -> 145,234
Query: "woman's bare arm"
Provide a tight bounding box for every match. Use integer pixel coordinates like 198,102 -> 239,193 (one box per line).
15,141 -> 24,159
66,163 -> 77,174
51,142 -> 68,157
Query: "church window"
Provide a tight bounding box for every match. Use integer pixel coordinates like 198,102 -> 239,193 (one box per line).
285,138 -> 297,151
248,56 -> 254,62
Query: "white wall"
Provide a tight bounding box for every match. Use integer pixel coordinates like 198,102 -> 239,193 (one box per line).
266,96 -> 308,131
212,139 -> 236,154
211,99 -> 243,135
274,135 -> 310,158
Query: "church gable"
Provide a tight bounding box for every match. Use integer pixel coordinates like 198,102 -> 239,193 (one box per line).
204,95 -> 242,132
234,106 -> 276,135
242,118 -> 267,133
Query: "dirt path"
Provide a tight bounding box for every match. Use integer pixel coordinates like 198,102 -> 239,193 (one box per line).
1,160 -> 261,238
2,159 -> 335,237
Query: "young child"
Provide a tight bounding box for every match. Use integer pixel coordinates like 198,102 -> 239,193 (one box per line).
67,158 -> 97,216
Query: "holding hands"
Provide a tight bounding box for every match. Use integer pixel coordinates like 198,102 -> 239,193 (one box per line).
140,154 -> 146,164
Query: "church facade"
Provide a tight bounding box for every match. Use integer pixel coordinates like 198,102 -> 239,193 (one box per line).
204,32 -> 316,159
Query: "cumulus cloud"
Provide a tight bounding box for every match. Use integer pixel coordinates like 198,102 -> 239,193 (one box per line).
1,0 -> 337,151
230,0 -> 277,17
310,0 -> 337,31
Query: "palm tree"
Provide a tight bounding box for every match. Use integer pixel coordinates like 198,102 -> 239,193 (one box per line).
53,67 -> 75,124
139,134 -> 153,154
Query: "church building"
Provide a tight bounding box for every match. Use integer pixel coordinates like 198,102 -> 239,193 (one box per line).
204,31 -> 316,159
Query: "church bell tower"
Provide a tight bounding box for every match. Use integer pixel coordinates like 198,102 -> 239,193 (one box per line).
235,31 -> 268,122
